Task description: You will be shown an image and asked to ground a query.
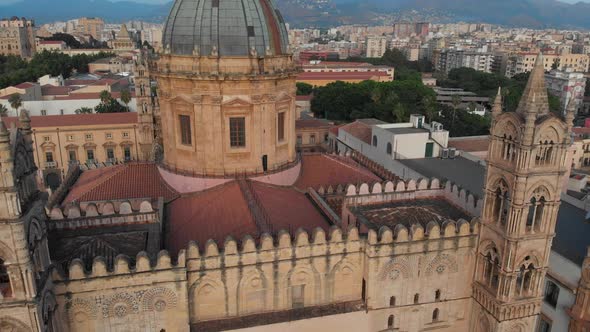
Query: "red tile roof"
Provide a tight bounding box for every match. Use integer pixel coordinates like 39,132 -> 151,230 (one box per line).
54,91 -> 135,100
63,163 -> 179,204
294,154 -> 382,190
296,119 -> 332,129
41,85 -> 77,96
573,127 -> 590,135
2,112 -> 138,128
339,120 -> 373,144
448,137 -> 490,152
296,95 -> 313,101
166,181 -> 258,254
14,82 -> 35,89
252,181 -> 331,233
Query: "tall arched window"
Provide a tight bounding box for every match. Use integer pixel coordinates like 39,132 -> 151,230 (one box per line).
386,142 -> 392,155
536,140 -> 555,166
389,296 -> 396,307
501,134 -> 516,162
482,247 -> 500,290
372,135 -> 378,147
517,258 -> 536,296
527,192 -> 547,232
491,184 -> 510,225
0,259 -> 11,298
432,308 -> 440,322
388,315 -> 394,328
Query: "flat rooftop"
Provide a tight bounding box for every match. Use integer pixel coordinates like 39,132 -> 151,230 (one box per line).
383,127 -> 428,135
398,157 -> 486,197
353,198 -> 471,230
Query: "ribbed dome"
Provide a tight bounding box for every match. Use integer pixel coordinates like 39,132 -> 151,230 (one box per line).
162,0 -> 289,57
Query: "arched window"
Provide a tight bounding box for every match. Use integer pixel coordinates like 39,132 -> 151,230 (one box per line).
414,293 -> 419,304
386,142 -> 392,155
435,289 -> 441,301
482,248 -> 500,290
536,140 -> 556,166
517,259 -> 536,296
388,315 -> 394,328
389,296 -> 396,307
432,308 -> 439,322
0,259 -> 11,298
501,134 -> 516,162
527,194 -> 546,232
372,135 -> 378,147
491,184 -> 510,225
544,280 -> 560,308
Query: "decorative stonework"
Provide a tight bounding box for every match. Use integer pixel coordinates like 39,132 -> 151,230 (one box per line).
425,253 -> 459,276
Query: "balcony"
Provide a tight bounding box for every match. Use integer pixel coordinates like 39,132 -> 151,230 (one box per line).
44,161 -> 58,169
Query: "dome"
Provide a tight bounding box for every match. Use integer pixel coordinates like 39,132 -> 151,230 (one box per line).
162,0 -> 289,57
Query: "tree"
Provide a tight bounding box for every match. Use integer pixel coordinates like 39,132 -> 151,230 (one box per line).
120,89 -> 132,109
99,90 -> 112,104
8,94 -> 22,114
450,95 -> 462,131
0,104 -> 7,117
421,94 -> 437,123
75,107 -> 93,114
94,98 -> 127,113
296,82 -> 313,96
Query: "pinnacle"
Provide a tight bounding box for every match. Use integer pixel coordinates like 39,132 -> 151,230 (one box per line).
516,52 -> 550,116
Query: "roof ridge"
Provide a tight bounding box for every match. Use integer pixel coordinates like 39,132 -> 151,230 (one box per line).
152,164 -> 180,198
323,154 -> 373,176
77,165 -> 127,201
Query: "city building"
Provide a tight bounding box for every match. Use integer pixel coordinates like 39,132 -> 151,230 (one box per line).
297,60 -> 394,86
36,40 -> 66,52
393,22 -> 429,38
0,16 -> 36,58
365,35 -> 388,58
435,49 -> 495,74
0,3 -> 586,332
1,112 -> 151,191
545,68 -> 587,113
505,53 -> 590,77
295,118 -> 333,152
88,56 -> 135,74
75,17 -> 104,40
434,87 -> 490,115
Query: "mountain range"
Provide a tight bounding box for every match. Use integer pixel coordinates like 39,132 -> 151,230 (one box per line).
2,0 -> 590,29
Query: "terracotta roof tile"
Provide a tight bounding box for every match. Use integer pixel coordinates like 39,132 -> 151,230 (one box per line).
63,163 -> 179,204
251,181 -> 331,233
295,119 -> 332,129
294,154 -> 382,190
14,82 -> 36,89
448,137 -> 490,152
297,71 -> 389,81
166,181 -> 258,254
2,112 -> 138,128
339,120 -> 373,144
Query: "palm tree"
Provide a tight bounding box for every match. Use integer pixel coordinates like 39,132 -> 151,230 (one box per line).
75,107 -> 93,114
0,104 -> 8,117
99,90 -> 112,104
422,95 -> 437,123
120,89 -> 131,110
8,94 -> 22,115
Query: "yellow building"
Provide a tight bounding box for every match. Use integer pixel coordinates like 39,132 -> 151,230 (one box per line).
0,17 -> 36,58
76,17 -> 104,40
2,112 -> 151,190
507,52 -> 590,77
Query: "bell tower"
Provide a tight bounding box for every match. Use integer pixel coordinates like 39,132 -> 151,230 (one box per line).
471,53 -> 574,332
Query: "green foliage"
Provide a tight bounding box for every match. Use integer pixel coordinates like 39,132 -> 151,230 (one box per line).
120,89 -> 132,107
75,107 -> 93,114
296,82 -> 313,96
435,104 -> 491,137
8,94 -> 22,112
0,51 -> 115,89
311,79 -> 436,122
99,90 -> 112,104
94,98 -> 127,114
0,104 -> 7,117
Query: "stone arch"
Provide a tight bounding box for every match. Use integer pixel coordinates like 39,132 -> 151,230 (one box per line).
0,316 -> 30,332
379,258 -> 411,281
142,287 -> 178,313
190,276 -> 227,321
67,298 -> 98,321
525,182 -> 554,202
329,258 -> 359,302
285,264 -> 321,308
0,240 -> 16,263
425,253 -> 459,276
534,119 -> 565,144
493,115 -> 521,139
507,322 -> 527,332
475,311 -> 491,332
237,268 -> 268,315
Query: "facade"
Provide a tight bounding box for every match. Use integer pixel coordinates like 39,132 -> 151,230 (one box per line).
2,112 -> 151,191
0,17 -> 36,58
506,53 -> 590,77
75,17 -> 104,40
35,40 -> 66,52
365,36 -> 388,58
107,24 -> 136,52
545,68 -> 587,114
435,49 -> 495,74
295,118 -> 333,152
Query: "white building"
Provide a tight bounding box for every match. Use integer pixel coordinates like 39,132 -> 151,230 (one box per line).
365,35 -> 388,58
545,68 -> 587,113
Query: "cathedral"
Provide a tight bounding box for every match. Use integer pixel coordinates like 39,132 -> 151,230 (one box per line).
0,0 -> 583,331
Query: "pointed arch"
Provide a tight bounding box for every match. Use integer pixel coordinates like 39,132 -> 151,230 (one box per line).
284,264 -> 321,309
379,258 -> 411,281
189,276 -> 227,321
329,258 -> 359,302
0,317 -> 30,332
425,253 -> 458,276
237,268 -> 268,314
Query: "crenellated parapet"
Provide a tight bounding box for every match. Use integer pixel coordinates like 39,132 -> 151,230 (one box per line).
316,177 -> 483,217
365,218 -> 479,246
47,199 -> 162,231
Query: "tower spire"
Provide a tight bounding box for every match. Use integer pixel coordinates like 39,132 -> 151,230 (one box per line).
491,87 -> 502,119
516,52 -> 549,116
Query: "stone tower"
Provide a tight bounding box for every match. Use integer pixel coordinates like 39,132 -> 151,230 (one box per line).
154,0 -> 298,176
0,113 -> 58,331
471,53 -> 574,332
134,48 -> 156,161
